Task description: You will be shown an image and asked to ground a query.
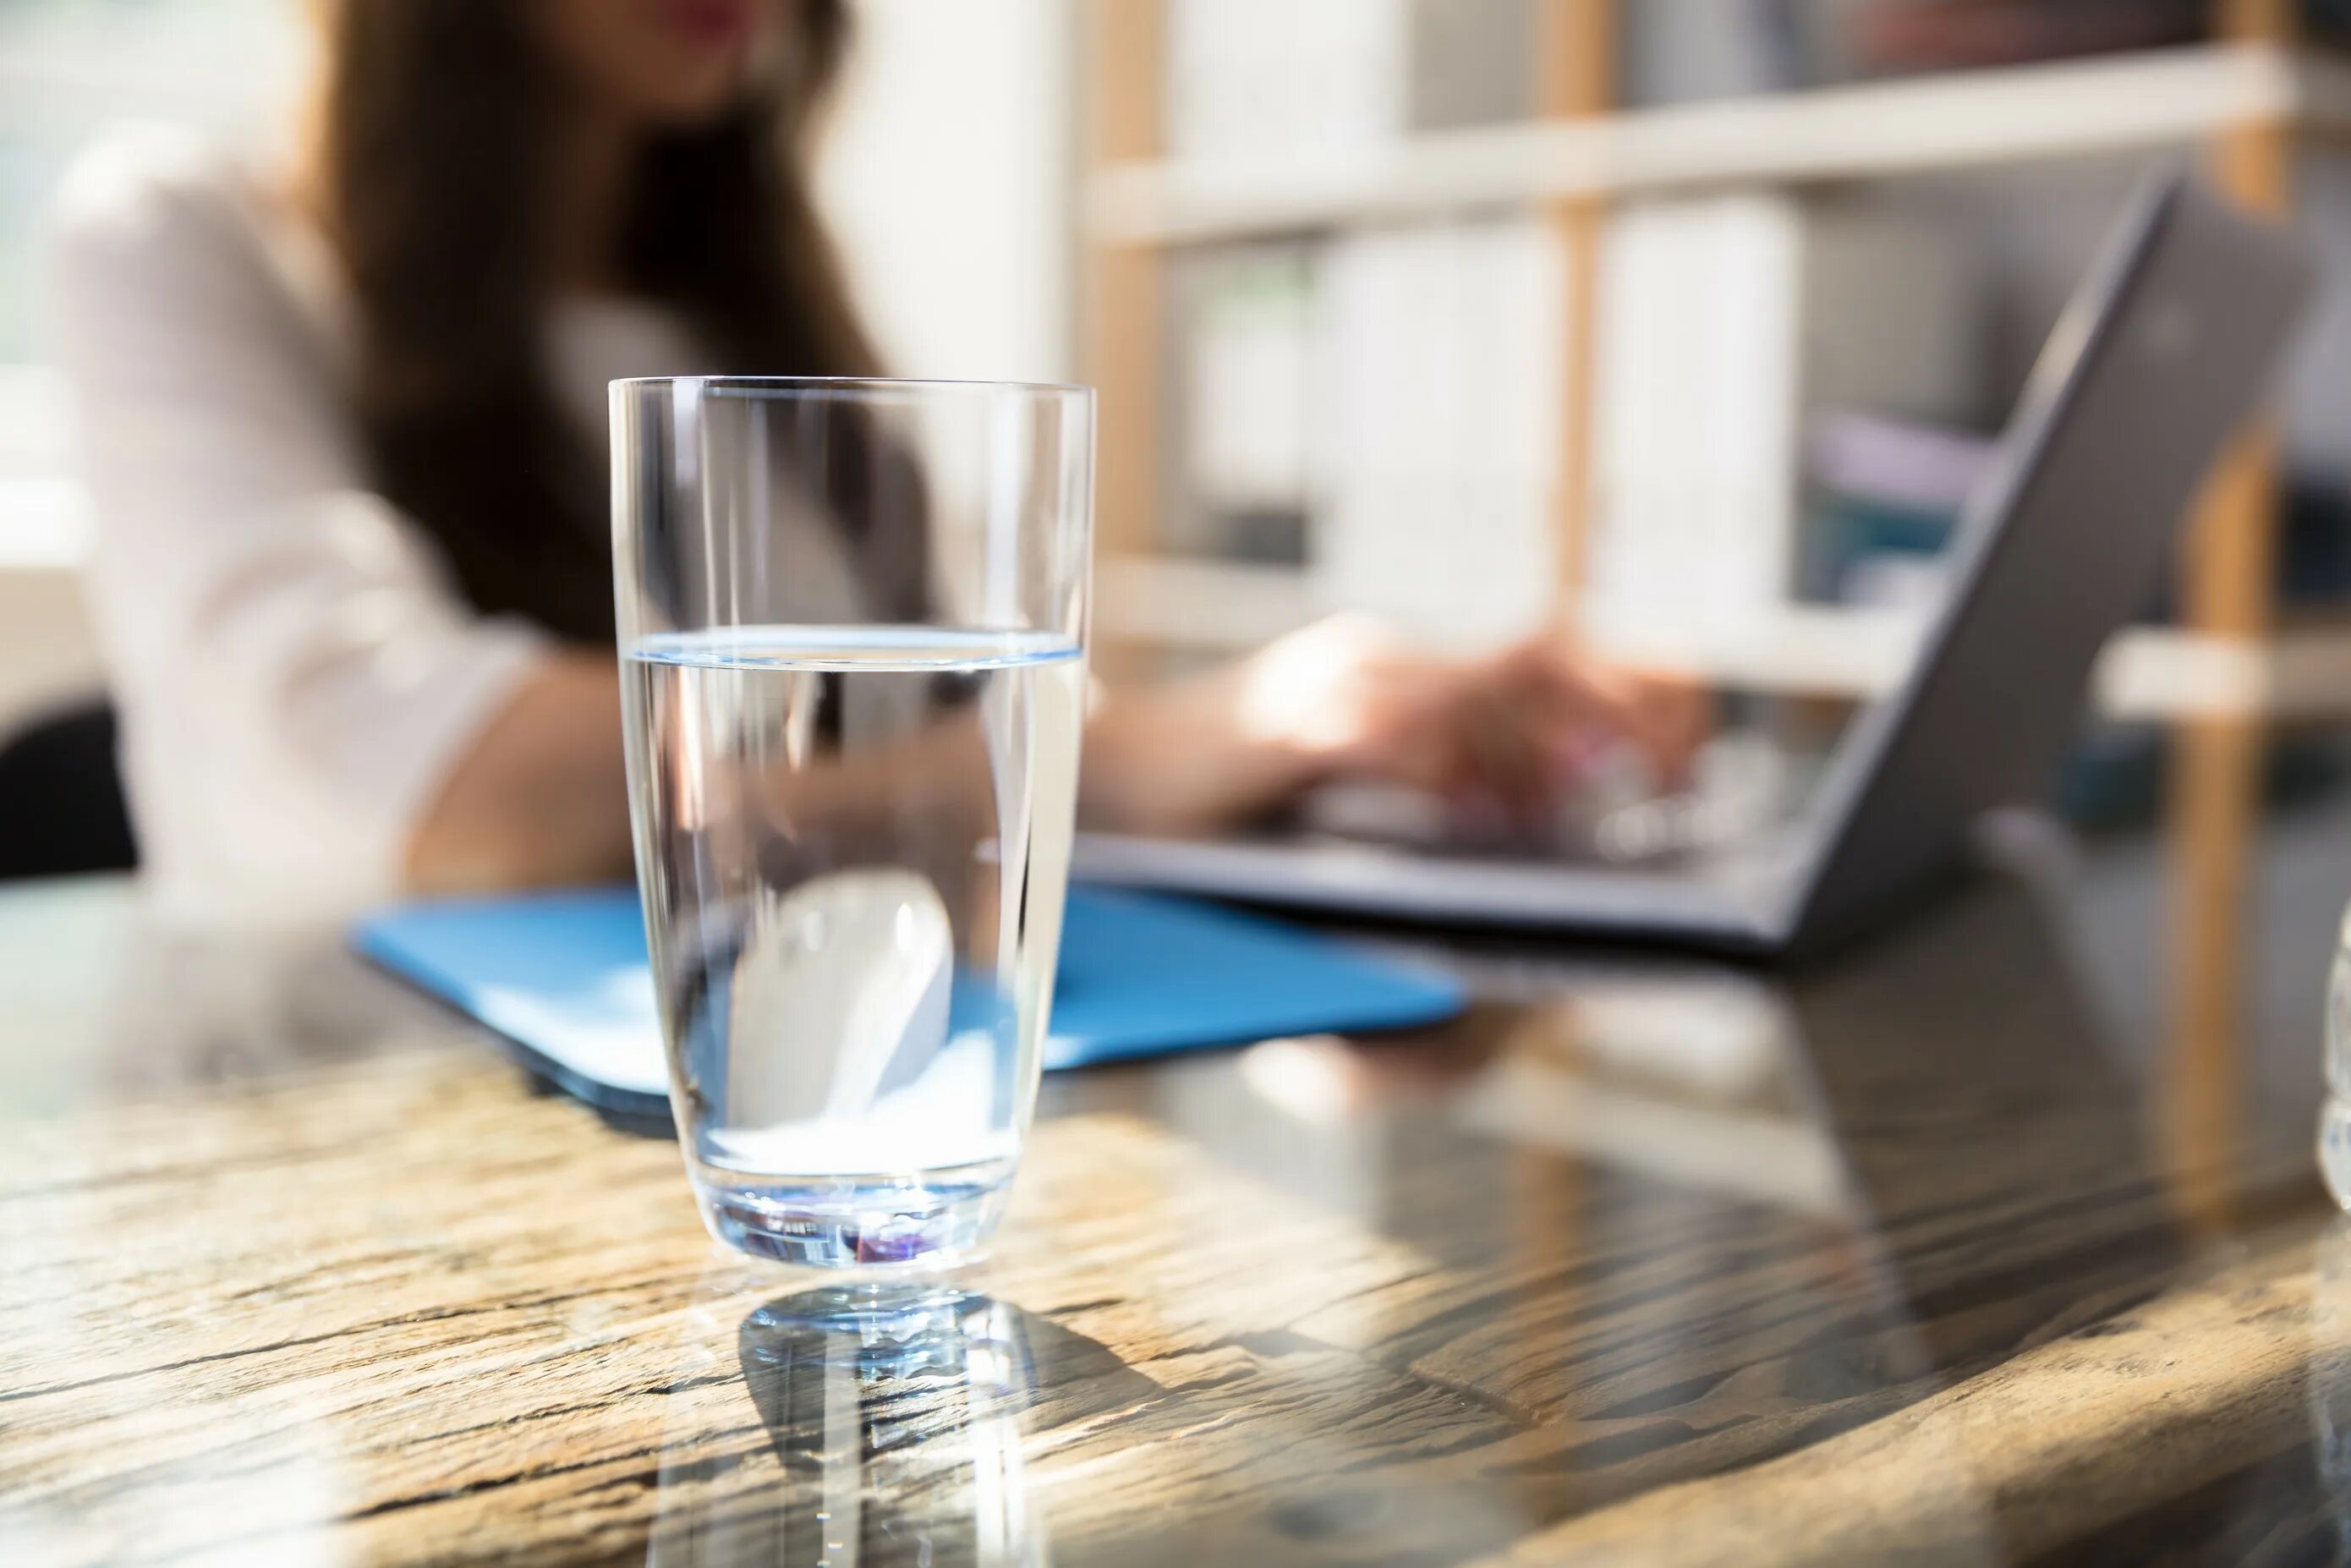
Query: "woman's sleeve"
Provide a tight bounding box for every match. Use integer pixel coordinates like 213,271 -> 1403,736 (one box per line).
43,133 -> 551,918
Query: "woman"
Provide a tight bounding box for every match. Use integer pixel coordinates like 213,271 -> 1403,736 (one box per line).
48,0 -> 1685,922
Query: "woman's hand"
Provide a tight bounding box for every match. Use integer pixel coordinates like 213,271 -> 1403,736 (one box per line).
1080,617 -> 1707,838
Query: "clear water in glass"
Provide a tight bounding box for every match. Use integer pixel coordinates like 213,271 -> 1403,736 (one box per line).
625,625 -> 1085,1267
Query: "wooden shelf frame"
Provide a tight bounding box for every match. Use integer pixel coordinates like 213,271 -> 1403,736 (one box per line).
1088,41 -> 2351,248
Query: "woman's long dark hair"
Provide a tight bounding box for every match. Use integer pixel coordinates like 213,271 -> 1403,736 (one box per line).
309,0 -> 919,644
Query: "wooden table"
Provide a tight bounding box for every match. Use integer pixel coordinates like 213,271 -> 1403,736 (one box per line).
3,806 -> 2348,1566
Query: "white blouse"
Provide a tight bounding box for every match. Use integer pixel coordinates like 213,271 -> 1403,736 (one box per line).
44,129 -> 855,924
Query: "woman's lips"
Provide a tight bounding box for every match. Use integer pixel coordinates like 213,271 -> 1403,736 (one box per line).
657,0 -> 758,48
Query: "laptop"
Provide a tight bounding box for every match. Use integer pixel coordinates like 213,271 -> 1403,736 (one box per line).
1075,176 -> 2313,957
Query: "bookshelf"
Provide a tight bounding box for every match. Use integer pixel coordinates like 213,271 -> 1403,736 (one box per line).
1077,2 -> 2343,726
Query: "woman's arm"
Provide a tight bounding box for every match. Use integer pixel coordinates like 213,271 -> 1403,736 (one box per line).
47,134 -> 557,917
402,613 -> 1703,892
403,653 -> 633,894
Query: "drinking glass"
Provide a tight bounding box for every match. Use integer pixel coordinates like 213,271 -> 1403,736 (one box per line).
612,377 -> 1092,1268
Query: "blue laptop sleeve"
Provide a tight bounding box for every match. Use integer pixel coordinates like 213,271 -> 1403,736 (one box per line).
355,885 -> 1465,1119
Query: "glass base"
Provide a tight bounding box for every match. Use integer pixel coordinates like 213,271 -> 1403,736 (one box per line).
742,1285 -> 1002,1371
694,1172 -> 1011,1269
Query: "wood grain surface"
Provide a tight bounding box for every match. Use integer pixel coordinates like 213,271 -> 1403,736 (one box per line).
0,855 -> 2345,1566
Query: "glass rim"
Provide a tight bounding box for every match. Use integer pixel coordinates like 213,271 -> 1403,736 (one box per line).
611,374 -> 1093,398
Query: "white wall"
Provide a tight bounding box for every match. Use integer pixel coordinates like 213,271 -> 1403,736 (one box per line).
814,0 -> 1077,385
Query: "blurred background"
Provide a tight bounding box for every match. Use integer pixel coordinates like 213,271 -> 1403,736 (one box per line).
3,0 -> 2348,862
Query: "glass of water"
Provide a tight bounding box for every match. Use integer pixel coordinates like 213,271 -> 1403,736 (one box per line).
612,377 -> 1092,1269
